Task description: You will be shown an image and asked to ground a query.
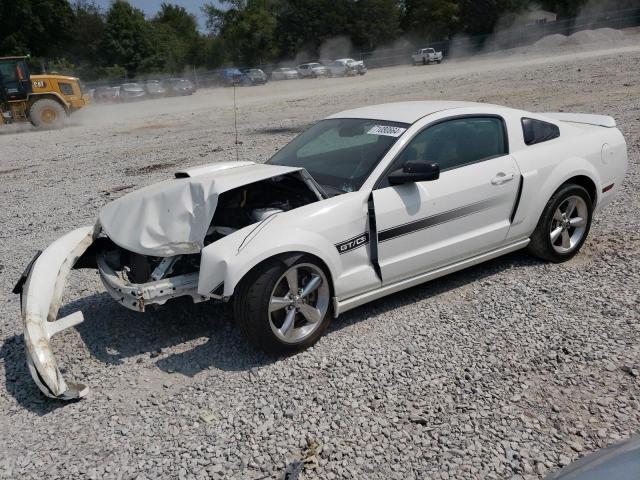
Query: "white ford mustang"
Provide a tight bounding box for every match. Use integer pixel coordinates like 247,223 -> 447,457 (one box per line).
15,101 -> 628,400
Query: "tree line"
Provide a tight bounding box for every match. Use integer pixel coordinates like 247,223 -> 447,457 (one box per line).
0,0 -> 635,80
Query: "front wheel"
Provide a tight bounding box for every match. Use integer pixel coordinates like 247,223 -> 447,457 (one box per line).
29,98 -> 66,128
234,256 -> 332,353
527,184 -> 593,262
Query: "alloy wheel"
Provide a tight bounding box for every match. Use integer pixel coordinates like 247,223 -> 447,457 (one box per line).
268,263 -> 329,344
550,195 -> 588,254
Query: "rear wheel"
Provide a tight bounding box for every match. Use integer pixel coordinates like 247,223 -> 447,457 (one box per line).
234,255 -> 332,354
527,184 -> 593,262
29,98 -> 66,128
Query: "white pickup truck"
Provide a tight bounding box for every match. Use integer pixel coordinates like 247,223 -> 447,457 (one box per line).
412,48 -> 443,65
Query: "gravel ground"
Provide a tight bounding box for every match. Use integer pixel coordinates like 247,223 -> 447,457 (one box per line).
1,38 -> 639,480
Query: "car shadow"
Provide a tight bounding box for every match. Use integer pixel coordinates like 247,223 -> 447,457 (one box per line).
1,250 -> 540,412
0,334 -> 76,415
327,250 -> 541,333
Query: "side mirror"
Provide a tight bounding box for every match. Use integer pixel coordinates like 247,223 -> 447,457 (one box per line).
388,161 -> 440,186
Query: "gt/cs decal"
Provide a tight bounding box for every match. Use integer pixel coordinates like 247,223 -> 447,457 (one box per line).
336,232 -> 369,254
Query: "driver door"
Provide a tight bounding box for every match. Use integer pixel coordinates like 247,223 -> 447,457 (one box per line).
372,116 -> 521,284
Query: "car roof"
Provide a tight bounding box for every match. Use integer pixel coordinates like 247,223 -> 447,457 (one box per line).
327,101 -> 505,124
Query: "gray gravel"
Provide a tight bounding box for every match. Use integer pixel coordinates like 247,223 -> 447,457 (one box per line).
1,40 -> 639,480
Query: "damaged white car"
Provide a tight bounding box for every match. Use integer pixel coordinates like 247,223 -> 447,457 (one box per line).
15,101 -> 628,400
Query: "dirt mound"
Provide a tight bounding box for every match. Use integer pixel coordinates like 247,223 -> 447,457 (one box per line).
566,29 -> 610,46
598,27 -> 626,42
534,28 -> 627,51
533,33 -> 567,49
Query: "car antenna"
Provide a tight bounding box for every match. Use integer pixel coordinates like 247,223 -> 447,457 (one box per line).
233,82 -> 240,161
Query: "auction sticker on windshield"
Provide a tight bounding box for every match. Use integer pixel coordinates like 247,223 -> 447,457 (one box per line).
367,125 -> 407,137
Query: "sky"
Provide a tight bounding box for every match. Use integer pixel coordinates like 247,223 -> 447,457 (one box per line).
94,0 -> 221,30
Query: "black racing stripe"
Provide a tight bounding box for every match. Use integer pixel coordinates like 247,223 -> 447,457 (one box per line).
379,197 -> 504,243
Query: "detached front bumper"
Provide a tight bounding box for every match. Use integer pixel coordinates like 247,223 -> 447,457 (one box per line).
16,226 -> 94,400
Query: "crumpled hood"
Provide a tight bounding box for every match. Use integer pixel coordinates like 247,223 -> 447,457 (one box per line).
98,162 -> 302,257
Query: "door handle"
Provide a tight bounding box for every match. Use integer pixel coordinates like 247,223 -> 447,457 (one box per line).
491,172 -> 515,185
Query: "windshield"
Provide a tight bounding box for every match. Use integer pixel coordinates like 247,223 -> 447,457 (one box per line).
267,118 -> 409,194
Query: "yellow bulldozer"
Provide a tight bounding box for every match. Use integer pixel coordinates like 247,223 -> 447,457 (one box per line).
0,56 -> 89,128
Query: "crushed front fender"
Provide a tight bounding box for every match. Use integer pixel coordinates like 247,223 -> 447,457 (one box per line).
19,226 -> 95,400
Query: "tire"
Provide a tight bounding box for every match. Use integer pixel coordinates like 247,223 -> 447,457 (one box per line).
422,58 -> 427,65
234,255 -> 332,354
29,98 -> 66,128
527,183 -> 593,263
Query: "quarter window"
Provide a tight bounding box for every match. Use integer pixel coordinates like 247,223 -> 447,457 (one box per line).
521,118 -> 560,145
393,116 -> 507,173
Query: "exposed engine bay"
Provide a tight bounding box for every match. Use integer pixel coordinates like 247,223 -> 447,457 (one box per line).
204,173 -> 320,245
95,173 -> 321,299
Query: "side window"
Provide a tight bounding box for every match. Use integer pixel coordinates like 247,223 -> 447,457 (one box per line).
59,82 -> 74,96
392,117 -> 507,174
522,118 -> 560,145
0,63 -> 17,81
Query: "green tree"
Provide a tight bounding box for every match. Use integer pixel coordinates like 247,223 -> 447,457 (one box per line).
457,0 -> 528,36
401,0 -> 460,40
272,0 -> 352,60
60,1 -> 106,79
101,0 -> 158,76
151,3 -> 201,72
0,0 -> 74,56
348,0 -> 402,51
203,0 -> 279,66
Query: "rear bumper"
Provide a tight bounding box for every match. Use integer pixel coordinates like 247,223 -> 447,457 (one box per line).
18,226 -> 95,400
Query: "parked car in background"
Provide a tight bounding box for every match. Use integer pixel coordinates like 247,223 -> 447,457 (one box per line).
222,68 -> 243,87
327,59 -> 357,77
270,67 -> 299,80
93,86 -> 120,104
163,78 -> 196,96
347,58 -> 367,75
144,80 -> 167,98
412,47 -> 443,65
327,58 -> 368,77
241,69 -> 268,85
297,62 -> 328,78
119,83 -> 146,102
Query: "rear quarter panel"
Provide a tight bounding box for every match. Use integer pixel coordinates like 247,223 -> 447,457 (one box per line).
507,118 -> 628,241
